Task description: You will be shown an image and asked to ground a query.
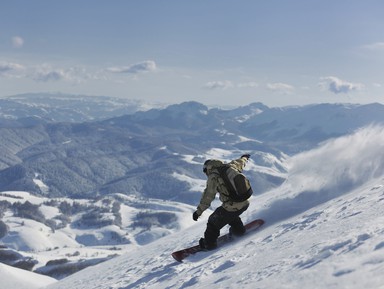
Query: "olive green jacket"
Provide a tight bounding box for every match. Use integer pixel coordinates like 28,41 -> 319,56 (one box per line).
196,156 -> 250,216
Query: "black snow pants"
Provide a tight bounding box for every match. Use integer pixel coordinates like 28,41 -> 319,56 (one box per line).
204,203 -> 249,246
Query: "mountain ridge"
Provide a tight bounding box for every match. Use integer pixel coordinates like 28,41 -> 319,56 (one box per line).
1,95 -> 384,200
1,94 -> 384,287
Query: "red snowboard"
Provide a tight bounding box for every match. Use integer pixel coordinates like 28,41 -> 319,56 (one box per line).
172,219 -> 265,262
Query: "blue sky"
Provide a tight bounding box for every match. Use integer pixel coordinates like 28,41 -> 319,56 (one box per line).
1,0 -> 384,107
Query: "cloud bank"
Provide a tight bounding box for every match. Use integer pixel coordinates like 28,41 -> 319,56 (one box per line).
362,42 -> 384,51
0,61 -> 99,83
267,82 -> 295,94
107,60 -> 157,74
32,69 -> 67,82
203,81 -> 260,90
320,76 -> 364,94
0,62 -> 25,76
203,80 -> 233,90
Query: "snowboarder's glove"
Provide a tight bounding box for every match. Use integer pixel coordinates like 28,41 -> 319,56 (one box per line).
193,211 -> 199,221
241,154 -> 251,160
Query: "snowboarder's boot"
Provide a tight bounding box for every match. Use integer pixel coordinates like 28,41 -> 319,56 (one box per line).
229,225 -> 246,237
199,238 -> 217,250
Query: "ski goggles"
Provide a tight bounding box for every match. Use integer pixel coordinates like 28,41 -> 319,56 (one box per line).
203,160 -> 210,174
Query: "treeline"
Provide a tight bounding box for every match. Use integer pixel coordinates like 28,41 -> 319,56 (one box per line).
0,198 -> 123,234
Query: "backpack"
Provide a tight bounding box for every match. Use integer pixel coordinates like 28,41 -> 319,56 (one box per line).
217,164 -> 253,202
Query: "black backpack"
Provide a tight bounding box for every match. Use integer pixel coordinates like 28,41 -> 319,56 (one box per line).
218,164 -> 253,202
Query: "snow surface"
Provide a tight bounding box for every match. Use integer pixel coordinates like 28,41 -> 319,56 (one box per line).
0,263 -> 56,289
36,125 -> 384,289
0,191 -> 197,272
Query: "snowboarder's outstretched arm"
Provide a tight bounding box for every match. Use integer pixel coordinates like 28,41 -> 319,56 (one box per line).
228,154 -> 250,172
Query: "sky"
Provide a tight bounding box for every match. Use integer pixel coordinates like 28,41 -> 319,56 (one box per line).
1,0 -> 384,107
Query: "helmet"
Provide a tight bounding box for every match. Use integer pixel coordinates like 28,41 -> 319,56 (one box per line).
203,160 -> 210,174
203,159 -> 223,174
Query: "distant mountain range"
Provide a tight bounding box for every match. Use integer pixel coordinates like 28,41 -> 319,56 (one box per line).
0,93 -> 165,123
1,94 -> 384,203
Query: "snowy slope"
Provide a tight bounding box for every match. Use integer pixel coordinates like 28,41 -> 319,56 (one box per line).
42,125 -> 384,289
0,263 -> 56,289
0,191 -> 197,281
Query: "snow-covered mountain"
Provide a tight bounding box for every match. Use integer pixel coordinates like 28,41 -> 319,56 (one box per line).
0,263 -> 56,289
0,190 -> 196,279
2,126 -> 384,288
2,94 -> 384,288
0,93 -> 165,122
2,95 -> 384,202
0,97 -> 288,199
16,124 -> 383,289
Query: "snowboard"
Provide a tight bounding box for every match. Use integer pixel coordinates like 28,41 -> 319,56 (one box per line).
171,219 -> 264,262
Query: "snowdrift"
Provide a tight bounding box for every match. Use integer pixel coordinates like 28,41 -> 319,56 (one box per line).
0,262 -> 56,289
43,125 -> 384,289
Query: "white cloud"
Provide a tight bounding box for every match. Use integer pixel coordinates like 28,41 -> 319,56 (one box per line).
11,36 -> 24,48
107,60 -> 157,74
362,42 -> 384,51
30,64 -> 69,82
266,82 -> 295,94
203,80 -> 259,90
30,65 -> 92,83
0,61 -> 101,83
203,80 -> 233,90
0,62 -> 25,76
320,76 -> 364,94
33,70 -> 67,82
237,82 -> 259,88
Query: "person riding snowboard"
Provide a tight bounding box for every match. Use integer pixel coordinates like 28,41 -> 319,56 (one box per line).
193,154 -> 251,250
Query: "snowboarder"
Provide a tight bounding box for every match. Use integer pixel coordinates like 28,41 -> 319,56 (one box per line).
193,154 -> 251,250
